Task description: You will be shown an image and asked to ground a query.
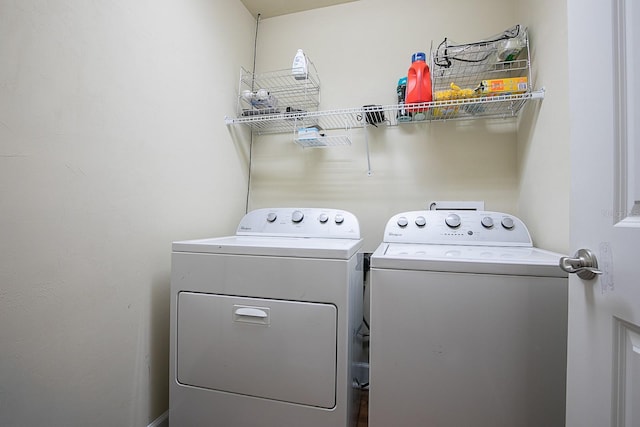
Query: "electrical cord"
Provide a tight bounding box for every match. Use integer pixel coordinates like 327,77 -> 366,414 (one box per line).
245,13 -> 260,214
434,24 -> 521,68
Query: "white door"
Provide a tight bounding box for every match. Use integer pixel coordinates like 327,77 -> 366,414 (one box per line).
566,0 -> 640,426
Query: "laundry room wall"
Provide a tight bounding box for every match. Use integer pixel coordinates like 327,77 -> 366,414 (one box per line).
0,1 -> 253,426
514,0 -> 570,254
243,0 -> 568,253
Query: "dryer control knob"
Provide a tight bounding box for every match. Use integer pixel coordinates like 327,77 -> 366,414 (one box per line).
445,213 -> 461,228
415,216 -> 426,227
501,217 -> 515,229
481,216 -> 494,228
397,217 -> 409,228
319,213 -> 329,223
267,212 -> 278,222
291,210 -> 304,223
334,214 -> 344,224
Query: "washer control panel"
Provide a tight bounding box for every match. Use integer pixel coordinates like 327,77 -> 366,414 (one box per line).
236,208 -> 360,239
383,210 -> 532,246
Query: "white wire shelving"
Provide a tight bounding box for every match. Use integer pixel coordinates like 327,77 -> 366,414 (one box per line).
225,90 -> 544,135
225,26 -> 544,143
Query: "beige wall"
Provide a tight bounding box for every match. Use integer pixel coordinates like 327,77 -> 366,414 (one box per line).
0,0 -> 253,425
515,0 -> 570,253
0,0 -> 571,424
246,0 -> 569,253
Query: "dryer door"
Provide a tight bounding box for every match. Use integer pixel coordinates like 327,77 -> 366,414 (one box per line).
177,292 -> 337,408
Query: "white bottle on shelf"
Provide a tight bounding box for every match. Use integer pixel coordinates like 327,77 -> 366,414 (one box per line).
292,49 -> 308,80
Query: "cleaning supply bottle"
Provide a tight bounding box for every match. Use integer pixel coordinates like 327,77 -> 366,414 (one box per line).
396,77 -> 411,122
405,52 -> 432,116
292,49 -> 308,80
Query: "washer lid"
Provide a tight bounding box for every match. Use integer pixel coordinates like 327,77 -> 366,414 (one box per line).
172,235 -> 363,259
371,243 -> 568,277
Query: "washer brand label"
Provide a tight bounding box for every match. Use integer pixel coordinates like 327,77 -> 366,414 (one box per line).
388,232 -> 403,237
239,226 -> 252,231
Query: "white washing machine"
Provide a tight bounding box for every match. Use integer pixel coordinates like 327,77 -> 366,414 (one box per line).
369,210 -> 568,427
170,208 -> 364,427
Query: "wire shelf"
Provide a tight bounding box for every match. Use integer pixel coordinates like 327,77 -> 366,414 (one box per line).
225,90 -> 544,133
236,64 -> 320,120
226,25 -> 543,137
431,25 -> 532,107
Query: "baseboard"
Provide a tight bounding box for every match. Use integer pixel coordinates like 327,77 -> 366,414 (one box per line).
148,410 -> 169,427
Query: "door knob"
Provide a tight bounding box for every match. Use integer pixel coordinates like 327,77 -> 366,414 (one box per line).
559,248 -> 603,280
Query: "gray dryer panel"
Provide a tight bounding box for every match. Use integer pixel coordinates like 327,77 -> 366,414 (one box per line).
177,292 -> 338,408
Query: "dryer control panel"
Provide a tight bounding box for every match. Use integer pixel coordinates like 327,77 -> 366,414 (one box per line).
383,210 -> 532,246
236,208 -> 360,239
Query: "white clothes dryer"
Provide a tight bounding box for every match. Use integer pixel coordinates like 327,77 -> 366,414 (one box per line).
369,210 -> 568,427
170,208 -> 364,427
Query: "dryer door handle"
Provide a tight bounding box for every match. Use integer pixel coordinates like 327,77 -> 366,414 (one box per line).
234,307 -> 268,318
233,305 -> 271,325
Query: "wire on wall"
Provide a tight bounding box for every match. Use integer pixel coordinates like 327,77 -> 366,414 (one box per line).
245,13 -> 261,214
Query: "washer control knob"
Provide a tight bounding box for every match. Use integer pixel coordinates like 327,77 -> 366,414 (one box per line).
501,217 -> 515,229
481,216 -> 494,228
415,216 -> 426,227
397,217 -> 409,228
334,214 -> 344,224
291,210 -> 304,223
266,212 -> 278,222
319,213 -> 329,223
445,213 -> 461,228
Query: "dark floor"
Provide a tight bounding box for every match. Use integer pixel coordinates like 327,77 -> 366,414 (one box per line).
357,390 -> 368,427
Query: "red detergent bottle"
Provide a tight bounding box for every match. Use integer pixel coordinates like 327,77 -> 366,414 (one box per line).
405,52 -> 432,116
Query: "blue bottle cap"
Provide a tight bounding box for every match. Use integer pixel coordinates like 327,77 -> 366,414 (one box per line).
411,52 -> 426,62
398,77 -> 407,85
